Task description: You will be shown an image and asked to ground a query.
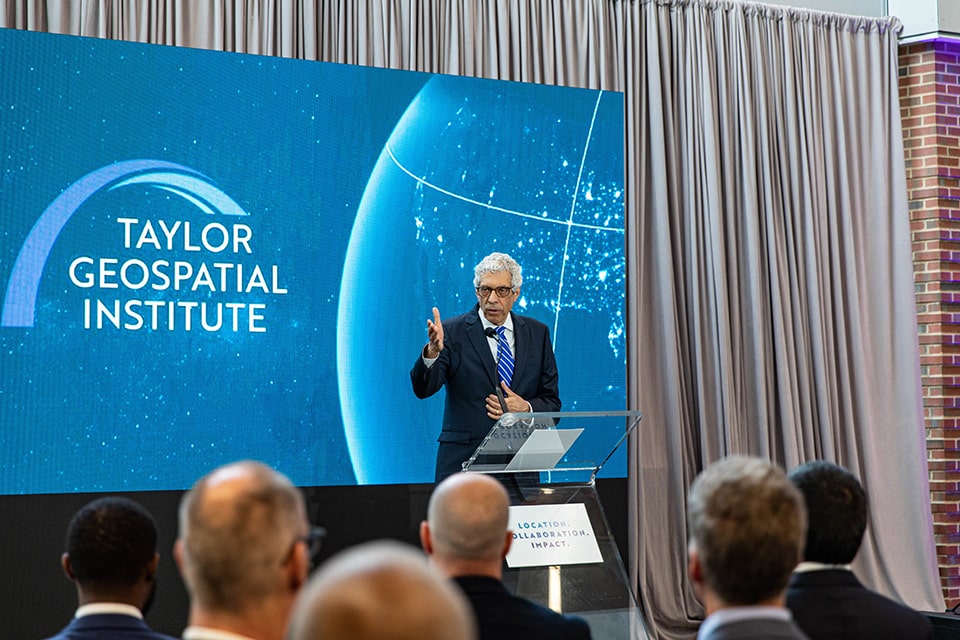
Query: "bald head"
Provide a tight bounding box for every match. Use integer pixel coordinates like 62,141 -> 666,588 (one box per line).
177,460 -> 308,613
422,473 -> 511,574
288,541 -> 477,640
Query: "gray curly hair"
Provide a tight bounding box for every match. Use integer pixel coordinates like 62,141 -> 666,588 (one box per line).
473,252 -> 522,289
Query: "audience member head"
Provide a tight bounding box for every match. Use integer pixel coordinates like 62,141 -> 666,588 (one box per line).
687,456 -> 806,611
288,540 -> 477,640
61,496 -> 160,609
175,460 -> 309,639
787,460 -> 867,565
420,473 -> 511,578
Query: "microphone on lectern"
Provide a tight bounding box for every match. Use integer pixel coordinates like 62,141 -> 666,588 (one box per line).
484,326 -> 509,414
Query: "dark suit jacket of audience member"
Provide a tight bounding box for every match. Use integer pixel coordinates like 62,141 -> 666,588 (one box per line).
44,613 -> 177,640
453,575 -> 592,640
411,306 -> 561,481
697,616 -> 810,640
786,569 -> 934,640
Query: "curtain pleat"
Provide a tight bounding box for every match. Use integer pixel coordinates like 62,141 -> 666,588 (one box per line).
630,3 -> 942,636
0,1 -> 944,638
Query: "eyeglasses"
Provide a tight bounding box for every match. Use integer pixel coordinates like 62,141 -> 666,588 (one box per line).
280,525 -> 327,568
476,286 -> 514,299
300,526 -> 327,560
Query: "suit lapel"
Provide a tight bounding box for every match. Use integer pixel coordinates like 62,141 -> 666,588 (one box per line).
465,310 -> 499,387
511,312 -> 527,385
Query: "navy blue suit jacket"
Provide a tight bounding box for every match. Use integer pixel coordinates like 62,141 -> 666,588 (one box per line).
43,613 -> 177,640
786,569 -> 933,640
411,306 -> 561,481
453,575 -> 591,640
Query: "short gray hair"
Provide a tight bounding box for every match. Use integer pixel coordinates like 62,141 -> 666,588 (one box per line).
687,456 -> 806,606
178,460 -> 307,612
473,252 -> 522,289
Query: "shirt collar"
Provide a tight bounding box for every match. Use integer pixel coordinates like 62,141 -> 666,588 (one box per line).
182,626 -> 259,640
794,561 -> 853,573
75,602 -> 143,619
697,606 -> 791,639
478,309 -> 513,333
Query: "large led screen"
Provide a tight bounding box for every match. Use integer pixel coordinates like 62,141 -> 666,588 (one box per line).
0,29 -> 626,493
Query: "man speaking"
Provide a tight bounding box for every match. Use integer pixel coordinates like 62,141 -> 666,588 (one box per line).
411,252 -> 561,481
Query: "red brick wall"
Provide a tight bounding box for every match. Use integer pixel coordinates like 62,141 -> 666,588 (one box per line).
900,40 -> 960,605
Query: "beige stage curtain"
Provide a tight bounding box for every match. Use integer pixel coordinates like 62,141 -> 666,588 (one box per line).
626,2 -> 943,636
1,1 -> 944,637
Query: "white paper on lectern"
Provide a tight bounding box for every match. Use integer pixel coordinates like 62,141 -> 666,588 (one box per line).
505,502 -> 603,567
502,427 -> 583,471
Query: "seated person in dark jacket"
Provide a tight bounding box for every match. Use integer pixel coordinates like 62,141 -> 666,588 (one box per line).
786,460 -> 933,640
420,472 -> 592,640
687,456 -> 810,640
45,496 -> 176,640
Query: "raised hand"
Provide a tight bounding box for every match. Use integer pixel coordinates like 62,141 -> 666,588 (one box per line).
424,306 -> 444,358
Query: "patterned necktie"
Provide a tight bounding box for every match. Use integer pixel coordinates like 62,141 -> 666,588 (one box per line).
496,325 -> 514,388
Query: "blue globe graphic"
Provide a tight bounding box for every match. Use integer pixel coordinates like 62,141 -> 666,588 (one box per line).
338,75 -> 626,484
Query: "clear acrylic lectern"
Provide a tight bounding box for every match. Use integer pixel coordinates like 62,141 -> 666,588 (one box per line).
462,410 -> 651,640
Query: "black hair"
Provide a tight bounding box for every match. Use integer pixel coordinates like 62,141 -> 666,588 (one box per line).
65,496 -> 158,589
788,460 -> 867,564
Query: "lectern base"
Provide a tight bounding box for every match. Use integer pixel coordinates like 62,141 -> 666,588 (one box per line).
499,482 -> 652,640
